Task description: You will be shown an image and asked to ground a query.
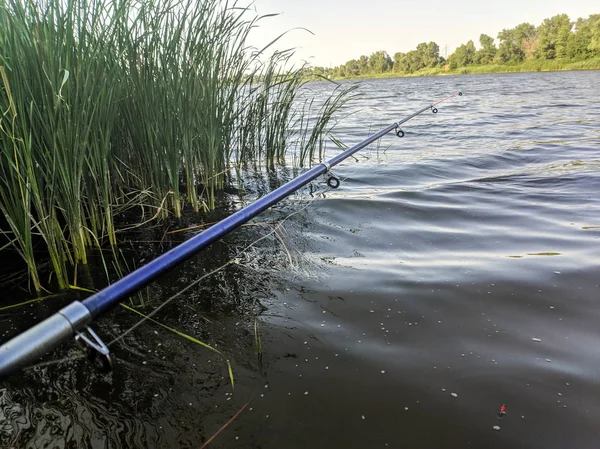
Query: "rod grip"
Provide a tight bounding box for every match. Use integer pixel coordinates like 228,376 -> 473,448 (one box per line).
0,301 -> 91,379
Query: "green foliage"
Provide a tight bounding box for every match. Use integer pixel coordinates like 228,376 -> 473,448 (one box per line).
567,14 -> 600,58
537,14 -> 572,59
497,23 -> 537,62
308,11 -> 599,81
368,51 -> 393,73
475,34 -> 497,64
449,40 -> 476,68
0,0 -> 355,292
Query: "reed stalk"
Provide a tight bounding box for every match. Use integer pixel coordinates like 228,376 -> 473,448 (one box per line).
0,0 -> 358,292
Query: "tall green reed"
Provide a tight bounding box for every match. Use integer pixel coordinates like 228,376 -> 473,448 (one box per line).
0,0 -> 358,293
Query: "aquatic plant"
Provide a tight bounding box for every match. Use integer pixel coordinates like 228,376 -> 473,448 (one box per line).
0,0 -> 355,292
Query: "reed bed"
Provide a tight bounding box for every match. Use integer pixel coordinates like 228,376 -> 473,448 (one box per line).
0,0 -> 356,293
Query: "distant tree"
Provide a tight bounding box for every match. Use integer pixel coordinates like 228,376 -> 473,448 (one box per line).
587,14 -> 600,55
402,50 -> 423,73
497,23 -> 536,62
393,52 -> 406,72
449,40 -> 476,67
475,34 -> 497,64
357,55 -> 369,74
312,66 -> 325,76
537,14 -> 572,59
368,51 -> 393,73
423,41 -> 441,67
345,59 -> 360,77
567,15 -> 595,58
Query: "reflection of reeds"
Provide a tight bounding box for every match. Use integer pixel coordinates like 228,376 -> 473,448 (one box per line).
0,0 -> 357,292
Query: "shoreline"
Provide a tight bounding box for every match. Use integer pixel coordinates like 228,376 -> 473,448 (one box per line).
312,59 -> 600,81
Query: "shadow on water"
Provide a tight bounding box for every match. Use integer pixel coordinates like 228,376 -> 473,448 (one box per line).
2,71 -> 600,449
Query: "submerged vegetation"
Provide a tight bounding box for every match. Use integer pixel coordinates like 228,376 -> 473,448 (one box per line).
0,0 -> 356,293
307,12 -> 600,79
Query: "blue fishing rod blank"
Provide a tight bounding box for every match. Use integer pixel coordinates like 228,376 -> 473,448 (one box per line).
0,92 -> 462,378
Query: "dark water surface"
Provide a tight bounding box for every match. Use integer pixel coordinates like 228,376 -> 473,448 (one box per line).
1,71 -> 600,448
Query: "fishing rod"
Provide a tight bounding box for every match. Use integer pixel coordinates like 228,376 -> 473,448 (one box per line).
0,91 -> 462,379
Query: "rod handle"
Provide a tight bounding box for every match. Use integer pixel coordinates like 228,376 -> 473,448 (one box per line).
0,301 -> 91,379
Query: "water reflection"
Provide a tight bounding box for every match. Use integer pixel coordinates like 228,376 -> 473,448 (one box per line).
1,71 -> 600,448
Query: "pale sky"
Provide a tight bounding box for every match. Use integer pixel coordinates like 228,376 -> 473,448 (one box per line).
247,0 -> 599,67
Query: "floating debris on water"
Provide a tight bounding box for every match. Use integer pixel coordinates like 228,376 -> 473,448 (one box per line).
532,338 -> 542,342
498,404 -> 506,418
493,426 -> 501,431
451,393 -> 458,398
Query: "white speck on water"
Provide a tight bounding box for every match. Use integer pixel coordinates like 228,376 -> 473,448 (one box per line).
304,391 -> 308,395
546,359 -> 552,362
442,389 -> 446,392
565,382 -> 570,386
493,426 -> 501,431
405,407 -> 409,411
370,310 -> 375,313
554,271 -> 561,274
381,370 -> 386,374
326,366 -> 329,370
362,415 -> 366,420
532,338 -> 542,342
451,393 -> 458,398
550,306 -> 555,309
558,392 -> 562,396
320,324 -> 325,327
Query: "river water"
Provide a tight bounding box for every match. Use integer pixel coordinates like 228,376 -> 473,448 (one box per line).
1,71 -> 599,448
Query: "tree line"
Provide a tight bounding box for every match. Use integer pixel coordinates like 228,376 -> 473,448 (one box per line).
307,13 -> 600,78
